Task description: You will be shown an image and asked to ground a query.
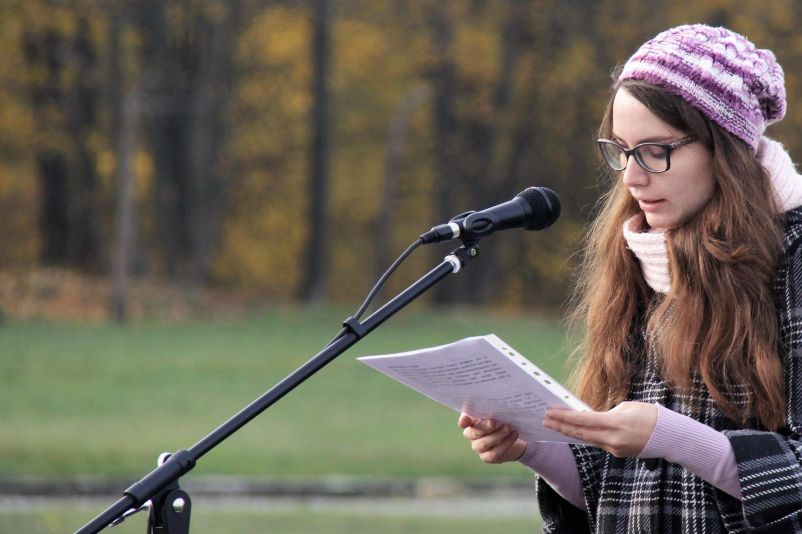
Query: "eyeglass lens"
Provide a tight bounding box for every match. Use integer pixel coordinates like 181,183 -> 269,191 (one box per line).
600,143 -> 669,173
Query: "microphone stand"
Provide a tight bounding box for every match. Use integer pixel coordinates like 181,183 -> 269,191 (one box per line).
76,240 -> 481,534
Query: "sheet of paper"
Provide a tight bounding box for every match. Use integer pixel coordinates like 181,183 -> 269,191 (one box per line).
358,334 -> 589,444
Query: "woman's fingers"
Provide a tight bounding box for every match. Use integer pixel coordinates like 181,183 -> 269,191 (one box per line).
543,417 -> 608,446
471,425 -> 516,453
545,408 -> 609,429
458,413 -> 476,429
461,418 -> 500,440
544,408 -> 617,445
542,402 -> 658,457
477,429 -> 521,464
458,414 -> 531,465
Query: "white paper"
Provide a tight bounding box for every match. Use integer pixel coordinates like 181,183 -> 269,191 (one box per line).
358,334 -> 589,444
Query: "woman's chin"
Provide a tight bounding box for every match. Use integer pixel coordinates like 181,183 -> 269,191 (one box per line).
643,213 -> 676,231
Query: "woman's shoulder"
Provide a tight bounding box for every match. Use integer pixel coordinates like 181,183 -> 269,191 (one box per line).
786,206 -> 802,224
784,206 -> 802,240
783,208 -> 802,251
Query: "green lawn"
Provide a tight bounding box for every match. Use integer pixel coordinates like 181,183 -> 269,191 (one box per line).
2,506 -> 542,534
0,306 -> 570,479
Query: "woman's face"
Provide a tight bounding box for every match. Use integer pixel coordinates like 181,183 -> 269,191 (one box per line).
612,88 -> 715,230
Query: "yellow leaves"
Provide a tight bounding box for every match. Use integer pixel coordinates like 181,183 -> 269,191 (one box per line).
548,38 -> 597,92
331,150 -> 383,227
764,1 -> 798,33
0,267 -> 249,321
0,99 -> 34,155
0,162 -> 39,266
233,5 -> 312,164
0,268 -> 108,322
336,19 -> 389,72
134,150 -> 154,201
785,34 -> 802,57
15,2 -> 76,35
93,149 -> 152,202
199,0 -> 231,24
241,6 -> 310,70
6,0 -> 802,312
454,24 -> 499,88
96,150 -> 116,186
213,169 -> 306,296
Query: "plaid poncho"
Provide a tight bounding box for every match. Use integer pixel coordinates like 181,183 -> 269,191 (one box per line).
537,207 -> 802,533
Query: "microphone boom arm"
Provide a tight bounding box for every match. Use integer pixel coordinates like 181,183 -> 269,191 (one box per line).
75,241 -> 481,534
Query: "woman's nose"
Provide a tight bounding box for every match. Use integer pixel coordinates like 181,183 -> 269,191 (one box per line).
621,156 -> 649,187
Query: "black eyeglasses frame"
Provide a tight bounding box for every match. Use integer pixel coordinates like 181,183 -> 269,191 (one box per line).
596,135 -> 696,174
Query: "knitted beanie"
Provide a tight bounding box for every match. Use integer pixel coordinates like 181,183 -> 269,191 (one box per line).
619,24 -> 786,150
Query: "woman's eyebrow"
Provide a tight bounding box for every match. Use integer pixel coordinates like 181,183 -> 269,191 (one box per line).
610,132 -> 677,146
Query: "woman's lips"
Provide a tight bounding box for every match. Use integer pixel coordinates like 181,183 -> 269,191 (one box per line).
638,199 -> 665,212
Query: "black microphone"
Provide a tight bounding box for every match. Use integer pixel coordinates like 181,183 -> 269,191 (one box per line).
420,187 -> 560,244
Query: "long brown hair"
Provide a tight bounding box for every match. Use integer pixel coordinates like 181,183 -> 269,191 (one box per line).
570,79 -> 786,430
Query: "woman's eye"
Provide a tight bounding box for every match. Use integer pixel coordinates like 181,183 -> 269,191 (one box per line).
646,147 -> 667,159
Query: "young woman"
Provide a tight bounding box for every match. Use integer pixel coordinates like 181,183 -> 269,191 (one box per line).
459,24 -> 802,532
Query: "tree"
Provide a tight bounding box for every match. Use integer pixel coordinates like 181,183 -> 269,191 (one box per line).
374,84 -> 431,282
23,12 -> 102,271
298,0 -> 332,302
427,1 -> 459,305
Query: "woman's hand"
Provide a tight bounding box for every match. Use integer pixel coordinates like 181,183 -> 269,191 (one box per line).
458,413 -> 528,464
543,401 -> 657,458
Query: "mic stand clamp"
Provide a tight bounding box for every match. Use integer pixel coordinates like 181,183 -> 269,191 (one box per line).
146,483 -> 191,533
444,240 -> 479,273
145,453 -> 192,533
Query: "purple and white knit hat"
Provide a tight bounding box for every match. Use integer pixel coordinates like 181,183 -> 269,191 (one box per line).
619,24 -> 786,150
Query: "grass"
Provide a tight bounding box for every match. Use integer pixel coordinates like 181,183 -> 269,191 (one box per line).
1,506 -> 542,533
0,305 -> 570,479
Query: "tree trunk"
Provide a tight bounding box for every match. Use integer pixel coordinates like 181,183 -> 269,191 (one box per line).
470,0 -> 532,305
37,150 -> 70,264
429,2 -> 459,306
110,85 -> 140,324
374,84 -> 431,282
188,1 -> 243,285
24,27 -> 70,266
24,15 -> 103,271
134,0 -> 192,279
65,16 -> 101,272
299,0 -> 332,302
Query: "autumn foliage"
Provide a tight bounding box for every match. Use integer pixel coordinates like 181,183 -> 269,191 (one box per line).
2,1 -> 802,320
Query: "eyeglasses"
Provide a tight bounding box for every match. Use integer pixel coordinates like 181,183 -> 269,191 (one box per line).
596,136 -> 696,173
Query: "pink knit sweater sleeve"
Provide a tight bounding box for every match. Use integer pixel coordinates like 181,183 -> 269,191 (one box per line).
517,441 -> 586,509
516,403 -> 742,508
638,403 -> 742,499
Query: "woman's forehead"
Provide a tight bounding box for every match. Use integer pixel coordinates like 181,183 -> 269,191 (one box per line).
611,89 -> 681,144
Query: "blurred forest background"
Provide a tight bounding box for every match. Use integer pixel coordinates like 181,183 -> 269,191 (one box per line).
4,2 -> 802,530
2,0 -> 802,322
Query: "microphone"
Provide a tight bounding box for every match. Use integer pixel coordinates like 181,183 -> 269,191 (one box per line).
420,187 -> 560,244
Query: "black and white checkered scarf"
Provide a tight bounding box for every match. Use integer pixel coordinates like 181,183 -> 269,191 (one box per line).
537,207 -> 802,533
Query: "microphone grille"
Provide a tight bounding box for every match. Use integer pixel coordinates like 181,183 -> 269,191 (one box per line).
516,187 -> 561,230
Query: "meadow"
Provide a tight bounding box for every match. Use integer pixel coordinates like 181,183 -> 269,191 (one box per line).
0,505 -> 542,533
0,306 -> 570,479
0,305 -> 566,532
